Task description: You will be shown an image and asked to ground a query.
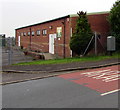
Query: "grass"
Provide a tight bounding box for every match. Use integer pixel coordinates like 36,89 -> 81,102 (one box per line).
14,52 -> 120,66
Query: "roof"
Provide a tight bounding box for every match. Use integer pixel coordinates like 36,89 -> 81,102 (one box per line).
70,11 -> 109,17
16,15 -> 70,30
16,11 -> 109,30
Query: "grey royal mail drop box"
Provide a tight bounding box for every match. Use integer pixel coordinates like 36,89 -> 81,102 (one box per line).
107,36 -> 116,51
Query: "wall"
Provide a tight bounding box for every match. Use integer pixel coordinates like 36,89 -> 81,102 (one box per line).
70,13 -> 110,54
16,12 -> 110,58
16,17 -> 71,58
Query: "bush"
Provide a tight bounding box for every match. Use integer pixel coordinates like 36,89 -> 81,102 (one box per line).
70,11 -> 93,56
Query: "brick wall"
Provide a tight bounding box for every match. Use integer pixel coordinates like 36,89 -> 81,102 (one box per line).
16,12 -> 110,58
88,13 -> 110,47
16,17 -> 71,58
70,13 -> 110,54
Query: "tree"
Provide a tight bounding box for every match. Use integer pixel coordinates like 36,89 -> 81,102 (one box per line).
109,0 -> 120,51
70,11 -> 93,56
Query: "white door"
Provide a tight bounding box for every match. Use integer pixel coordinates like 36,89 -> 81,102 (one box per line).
18,36 -> 20,46
49,34 -> 56,54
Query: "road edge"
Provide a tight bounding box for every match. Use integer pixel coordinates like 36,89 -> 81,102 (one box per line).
1,62 -> 120,85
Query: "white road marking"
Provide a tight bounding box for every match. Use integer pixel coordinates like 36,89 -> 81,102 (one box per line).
101,89 -> 120,96
81,69 -> 120,82
104,77 -> 120,82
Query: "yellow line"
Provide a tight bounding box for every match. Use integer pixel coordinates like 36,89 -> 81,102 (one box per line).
101,89 -> 120,96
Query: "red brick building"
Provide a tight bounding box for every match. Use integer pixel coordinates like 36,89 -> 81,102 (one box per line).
15,11 -> 110,58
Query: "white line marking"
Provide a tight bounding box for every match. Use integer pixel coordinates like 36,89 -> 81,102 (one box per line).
101,89 -> 120,96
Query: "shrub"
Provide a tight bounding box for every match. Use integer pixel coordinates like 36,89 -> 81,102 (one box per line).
70,11 -> 93,56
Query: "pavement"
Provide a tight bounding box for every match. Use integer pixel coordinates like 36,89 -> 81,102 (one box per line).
2,58 -> 119,72
1,58 -> 120,85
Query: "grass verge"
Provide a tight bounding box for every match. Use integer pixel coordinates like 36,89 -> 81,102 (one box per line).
14,53 -> 120,66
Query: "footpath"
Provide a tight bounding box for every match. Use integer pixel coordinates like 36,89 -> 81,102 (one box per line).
1,58 -> 120,85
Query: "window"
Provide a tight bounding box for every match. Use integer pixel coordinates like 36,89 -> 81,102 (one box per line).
21,32 -> 23,36
57,27 -> 62,37
32,31 -> 35,36
23,32 -> 26,36
36,30 -> 40,36
42,29 -> 47,35
28,32 -> 30,36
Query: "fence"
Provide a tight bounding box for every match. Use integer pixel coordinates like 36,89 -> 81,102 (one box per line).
2,37 -> 33,65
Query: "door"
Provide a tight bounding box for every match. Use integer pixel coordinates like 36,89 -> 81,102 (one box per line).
18,36 -> 20,46
49,34 -> 56,54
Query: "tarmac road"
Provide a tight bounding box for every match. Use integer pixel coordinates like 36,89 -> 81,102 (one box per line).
2,77 -> 119,108
2,65 -> 119,108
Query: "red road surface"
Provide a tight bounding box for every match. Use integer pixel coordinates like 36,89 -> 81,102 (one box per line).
58,65 -> 120,93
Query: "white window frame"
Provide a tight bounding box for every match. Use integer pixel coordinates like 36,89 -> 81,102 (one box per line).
32,31 -> 35,36
37,30 -> 41,36
42,29 -> 47,35
28,32 -> 30,36
23,32 -> 26,36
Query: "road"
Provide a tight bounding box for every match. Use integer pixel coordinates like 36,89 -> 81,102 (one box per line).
2,65 -> 119,108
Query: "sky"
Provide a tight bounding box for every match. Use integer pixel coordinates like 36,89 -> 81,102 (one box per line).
0,0 -> 116,37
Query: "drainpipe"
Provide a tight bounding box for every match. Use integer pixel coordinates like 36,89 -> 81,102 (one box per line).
29,27 -> 31,50
62,19 -> 66,58
95,32 -> 97,56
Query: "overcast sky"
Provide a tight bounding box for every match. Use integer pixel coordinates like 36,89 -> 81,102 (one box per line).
0,0 -> 116,37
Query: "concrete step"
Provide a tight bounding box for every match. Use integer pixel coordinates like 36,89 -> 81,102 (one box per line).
43,53 -> 57,60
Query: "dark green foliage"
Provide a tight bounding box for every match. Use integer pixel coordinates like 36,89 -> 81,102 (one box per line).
109,0 -> 120,51
70,11 -> 93,55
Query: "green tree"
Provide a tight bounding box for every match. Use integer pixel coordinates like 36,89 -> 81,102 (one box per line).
70,11 -> 93,56
109,0 -> 120,51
